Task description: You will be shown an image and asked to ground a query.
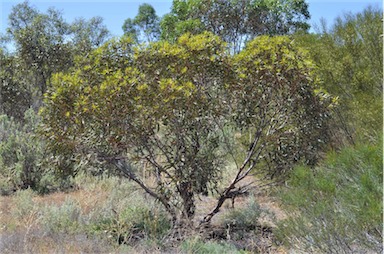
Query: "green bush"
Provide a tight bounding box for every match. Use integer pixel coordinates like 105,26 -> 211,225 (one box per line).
41,198 -> 82,234
276,138 -> 383,253
181,237 -> 243,254
84,178 -> 171,245
222,196 -> 264,230
293,6 -> 383,143
11,188 -> 38,219
0,109 -> 68,194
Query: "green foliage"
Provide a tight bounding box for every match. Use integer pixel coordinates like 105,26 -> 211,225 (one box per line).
122,18 -> 138,42
160,0 -> 310,52
0,50 -> 33,121
11,188 -> 37,219
41,198 -> 82,234
89,201 -> 171,245
41,33 -> 332,226
181,237 -> 243,254
276,138 -> 383,253
81,176 -> 171,244
1,1 -> 110,121
160,0 -> 205,43
70,16 -> 110,54
293,6 -> 383,142
0,109 -> 62,194
7,1 -> 72,95
4,175 -> 171,250
42,32 -> 232,221
232,36 -> 332,177
223,197 -> 263,229
122,3 -> 160,43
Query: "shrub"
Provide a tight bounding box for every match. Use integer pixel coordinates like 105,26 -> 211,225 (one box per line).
84,180 -> 171,245
41,198 -> 82,234
294,6 -> 383,144
222,196 -> 263,230
42,33 -> 332,228
11,188 -> 38,219
181,237 -> 243,254
276,137 -> 383,253
0,109 -> 69,194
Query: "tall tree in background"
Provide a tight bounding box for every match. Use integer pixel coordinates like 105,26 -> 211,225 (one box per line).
0,48 -> 33,120
70,16 -> 110,55
122,18 -> 138,42
160,0 -> 310,52
6,1 -> 72,96
122,3 -> 160,43
1,1 -> 110,120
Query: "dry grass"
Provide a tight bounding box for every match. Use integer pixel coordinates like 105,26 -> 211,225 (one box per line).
0,172 -> 288,253
0,176 -> 134,253
1,230 -> 112,254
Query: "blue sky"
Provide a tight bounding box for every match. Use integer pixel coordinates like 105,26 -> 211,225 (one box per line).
1,0 -> 382,38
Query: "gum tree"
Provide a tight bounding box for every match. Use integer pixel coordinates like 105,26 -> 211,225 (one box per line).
41,33 -> 332,229
160,0 -> 310,52
2,1 -> 110,118
122,3 -> 160,43
42,33 -> 231,225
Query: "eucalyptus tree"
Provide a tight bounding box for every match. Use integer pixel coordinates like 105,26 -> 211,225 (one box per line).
160,0 -> 310,52
41,33 -> 332,229
122,3 -> 160,43
0,48 -> 32,120
7,1 -> 72,96
2,1 -> 110,119
70,16 -> 110,55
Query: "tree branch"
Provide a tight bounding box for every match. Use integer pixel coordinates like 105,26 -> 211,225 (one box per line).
103,156 -> 178,224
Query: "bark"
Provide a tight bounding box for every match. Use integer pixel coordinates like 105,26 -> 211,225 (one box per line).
179,181 -> 195,219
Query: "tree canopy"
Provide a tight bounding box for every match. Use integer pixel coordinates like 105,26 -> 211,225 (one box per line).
122,3 -> 160,43
160,0 -> 310,52
0,1 -> 110,121
0,1 -> 381,251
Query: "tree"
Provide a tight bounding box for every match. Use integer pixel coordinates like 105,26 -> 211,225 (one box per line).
1,1 -> 111,120
0,48 -> 33,121
70,16 -> 110,55
202,36 -> 332,223
6,1 -> 72,96
42,33 -> 229,224
160,0 -> 310,52
122,3 -> 160,43
160,0 -> 205,43
41,33 -> 332,230
122,18 -> 138,42
293,6 -> 383,143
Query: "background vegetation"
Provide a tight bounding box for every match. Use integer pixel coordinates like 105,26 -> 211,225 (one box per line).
0,1 -> 382,253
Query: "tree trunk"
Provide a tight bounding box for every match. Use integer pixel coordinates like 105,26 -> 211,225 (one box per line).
179,181 -> 195,220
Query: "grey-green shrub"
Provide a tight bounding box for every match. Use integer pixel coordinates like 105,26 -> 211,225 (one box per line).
181,237 -> 243,254
0,109 -> 58,194
41,198 -> 82,234
83,177 -> 171,245
222,196 -> 263,230
276,138 -> 383,253
11,188 -> 38,219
